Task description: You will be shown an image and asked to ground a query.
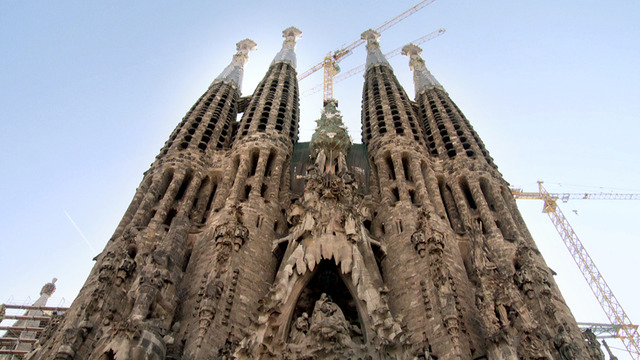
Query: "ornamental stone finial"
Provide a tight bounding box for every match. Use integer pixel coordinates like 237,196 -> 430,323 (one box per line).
401,43 -> 443,96
40,278 -> 57,296
310,100 -> 352,160
362,29 -> 390,70
212,38 -> 257,93
272,26 -> 302,68
236,39 -> 258,58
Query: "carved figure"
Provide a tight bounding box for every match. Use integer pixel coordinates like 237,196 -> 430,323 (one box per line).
309,294 -> 352,346
129,249 -> 172,324
55,327 -> 87,359
554,324 -> 579,360
98,251 -> 116,283
196,274 -> 225,346
518,329 -> 552,359
116,252 -> 137,286
288,312 -> 309,344
411,230 -> 427,257
583,328 -> 605,360
211,207 -> 248,265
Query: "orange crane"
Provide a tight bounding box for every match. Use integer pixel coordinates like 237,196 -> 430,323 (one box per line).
511,181 -> 640,359
300,28 -> 446,98
297,0 -> 437,102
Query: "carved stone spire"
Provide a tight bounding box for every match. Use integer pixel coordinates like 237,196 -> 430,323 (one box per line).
39,277 -> 57,297
362,29 -> 390,71
271,26 -> 302,68
310,99 -> 352,159
402,43 -> 444,96
212,38 -> 257,93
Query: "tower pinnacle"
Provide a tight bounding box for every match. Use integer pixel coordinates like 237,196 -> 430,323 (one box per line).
213,38 -> 257,93
401,43 -> 443,96
271,26 -> 302,68
362,29 -> 390,71
310,99 -> 352,161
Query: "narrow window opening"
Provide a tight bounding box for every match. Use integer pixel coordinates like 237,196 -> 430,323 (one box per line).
409,189 -> 416,204
438,177 -> 464,233
249,150 -> 259,176
459,177 -> 477,210
175,170 -> 193,201
264,150 -> 275,177
201,183 -> 217,225
158,169 -> 175,201
363,219 -> 372,232
391,187 -> 400,203
402,156 -> 411,181
372,243 -> 385,281
104,350 -> 116,360
385,156 -> 396,181
495,220 -> 505,238
164,208 -> 177,227
479,178 -> 497,212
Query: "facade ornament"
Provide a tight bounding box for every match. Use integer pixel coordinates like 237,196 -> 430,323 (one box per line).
554,323 -> 580,360
213,38 -> 257,93
401,43 -> 444,97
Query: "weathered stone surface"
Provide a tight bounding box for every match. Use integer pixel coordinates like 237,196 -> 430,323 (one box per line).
26,29 -> 597,360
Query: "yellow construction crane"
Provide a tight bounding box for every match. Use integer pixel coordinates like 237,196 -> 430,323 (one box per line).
300,29 -> 446,98
511,181 -> 640,359
297,0 -> 437,102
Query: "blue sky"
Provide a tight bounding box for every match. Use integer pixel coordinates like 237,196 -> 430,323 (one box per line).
1,1 -> 639,357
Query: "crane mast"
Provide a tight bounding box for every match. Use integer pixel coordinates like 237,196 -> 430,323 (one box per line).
297,0 -> 437,101
512,182 -> 640,359
301,29 -> 446,98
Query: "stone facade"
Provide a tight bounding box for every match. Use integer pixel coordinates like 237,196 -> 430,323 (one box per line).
25,27 -> 601,360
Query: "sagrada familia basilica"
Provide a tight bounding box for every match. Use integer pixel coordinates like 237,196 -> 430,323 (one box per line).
21,27 -> 604,359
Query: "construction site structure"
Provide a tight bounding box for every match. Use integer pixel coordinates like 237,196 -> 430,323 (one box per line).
297,0 -> 437,102
0,279 -> 68,359
511,182 -> 640,359
300,28 -> 446,98
21,24 -> 610,359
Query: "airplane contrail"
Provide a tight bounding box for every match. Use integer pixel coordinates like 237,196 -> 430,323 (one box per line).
63,210 -> 97,253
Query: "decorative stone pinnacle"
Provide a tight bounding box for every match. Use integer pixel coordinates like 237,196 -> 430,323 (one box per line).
282,26 -> 302,42
40,278 -> 57,296
402,43 -> 443,95
361,29 -> 381,44
212,38 -> 257,93
362,29 -> 390,70
310,100 -> 351,158
236,39 -> 258,60
401,44 -> 423,69
272,26 -> 302,68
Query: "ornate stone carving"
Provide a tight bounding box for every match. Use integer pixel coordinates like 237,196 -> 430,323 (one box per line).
583,328 -> 605,360
288,312 -> 309,344
517,329 -> 553,359
196,272 -> 225,347
411,230 -> 427,257
554,323 -> 580,360
129,248 -> 174,328
236,104 -> 405,359
116,249 -> 137,286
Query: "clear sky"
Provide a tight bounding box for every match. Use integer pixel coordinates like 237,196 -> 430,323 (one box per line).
1,1 -> 639,358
